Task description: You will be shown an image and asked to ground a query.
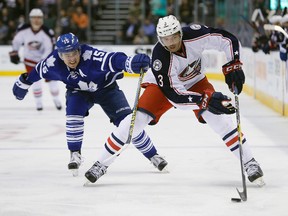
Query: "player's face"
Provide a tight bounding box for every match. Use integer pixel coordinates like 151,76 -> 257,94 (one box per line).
60,50 -> 80,69
160,32 -> 182,52
30,17 -> 43,31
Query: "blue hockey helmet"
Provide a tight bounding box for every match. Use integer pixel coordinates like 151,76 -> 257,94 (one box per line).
56,33 -> 80,53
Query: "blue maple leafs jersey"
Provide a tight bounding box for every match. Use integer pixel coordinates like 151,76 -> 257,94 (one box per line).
26,44 -> 128,92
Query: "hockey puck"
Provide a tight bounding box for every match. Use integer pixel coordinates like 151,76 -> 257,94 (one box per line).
231,198 -> 242,202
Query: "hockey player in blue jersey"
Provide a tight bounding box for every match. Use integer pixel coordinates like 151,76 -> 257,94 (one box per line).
12,32 -> 168,176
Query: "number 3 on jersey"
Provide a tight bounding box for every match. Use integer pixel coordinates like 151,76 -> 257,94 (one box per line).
158,74 -> 164,87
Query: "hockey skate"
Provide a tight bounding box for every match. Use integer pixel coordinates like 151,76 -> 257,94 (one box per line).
53,98 -> 62,110
85,161 -> 108,183
68,151 -> 82,177
244,158 -> 265,187
150,154 -> 168,171
36,101 -> 43,111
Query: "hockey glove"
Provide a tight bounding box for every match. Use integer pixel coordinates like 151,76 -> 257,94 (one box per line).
222,59 -> 245,94
125,54 -> 150,74
198,89 -> 236,115
12,73 -> 32,100
9,51 -> 20,64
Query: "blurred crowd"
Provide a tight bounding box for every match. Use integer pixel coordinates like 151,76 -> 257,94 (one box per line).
0,0 -> 196,45
1,0 -> 286,52
249,6 -> 288,62
115,0 -> 194,45
0,0 -> 104,44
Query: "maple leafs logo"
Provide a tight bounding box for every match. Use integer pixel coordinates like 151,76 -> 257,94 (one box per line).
82,50 -> 92,61
46,56 -> 56,67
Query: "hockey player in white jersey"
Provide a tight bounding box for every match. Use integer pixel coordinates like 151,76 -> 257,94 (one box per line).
85,15 -> 264,186
9,8 -> 62,111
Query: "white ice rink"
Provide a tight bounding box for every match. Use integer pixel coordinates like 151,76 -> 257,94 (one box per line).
1,76 -> 288,216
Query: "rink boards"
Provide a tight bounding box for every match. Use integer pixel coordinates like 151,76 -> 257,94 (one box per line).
0,45 -> 287,116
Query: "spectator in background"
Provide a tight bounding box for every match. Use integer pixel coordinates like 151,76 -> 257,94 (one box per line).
59,9 -> 72,35
128,0 -> 142,18
133,27 -> 149,44
1,7 -> 10,25
15,0 -> 25,19
0,19 -> 8,44
150,0 -> 167,22
179,0 -> 193,25
44,9 -> 57,30
71,6 -> 89,42
5,19 -> 17,44
121,15 -> 141,44
142,17 -> 156,43
4,0 -> 18,21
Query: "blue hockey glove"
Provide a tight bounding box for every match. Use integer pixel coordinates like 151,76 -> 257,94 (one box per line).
9,51 -> 20,64
125,54 -> 150,74
198,89 -> 236,115
222,59 -> 245,94
12,73 -> 32,100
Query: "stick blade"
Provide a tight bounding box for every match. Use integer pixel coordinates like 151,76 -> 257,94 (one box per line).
236,188 -> 247,201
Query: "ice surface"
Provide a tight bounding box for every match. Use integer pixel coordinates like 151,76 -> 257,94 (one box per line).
1,76 -> 288,216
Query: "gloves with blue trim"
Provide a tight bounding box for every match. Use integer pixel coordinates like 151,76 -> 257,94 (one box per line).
125,54 -> 150,74
12,73 -> 32,100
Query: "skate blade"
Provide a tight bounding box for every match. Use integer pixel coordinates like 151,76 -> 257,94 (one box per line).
83,180 -> 96,187
160,167 -> 169,173
253,177 -> 265,187
70,169 -> 79,177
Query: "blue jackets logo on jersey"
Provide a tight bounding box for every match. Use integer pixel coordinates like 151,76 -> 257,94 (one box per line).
153,59 -> 162,71
178,59 -> 201,81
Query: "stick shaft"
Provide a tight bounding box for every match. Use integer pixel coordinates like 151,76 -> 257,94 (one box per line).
234,88 -> 247,201
103,71 -> 144,163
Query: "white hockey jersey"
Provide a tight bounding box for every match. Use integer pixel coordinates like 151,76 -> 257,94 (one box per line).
12,24 -> 55,67
147,24 -> 242,110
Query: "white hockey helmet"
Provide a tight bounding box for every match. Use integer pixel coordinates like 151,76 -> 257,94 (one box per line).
29,8 -> 44,17
156,15 -> 182,45
268,15 -> 282,24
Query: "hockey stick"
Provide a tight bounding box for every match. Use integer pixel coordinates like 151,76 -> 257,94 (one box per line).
103,70 -> 145,163
126,71 -> 144,144
234,87 -> 247,202
263,24 -> 288,38
83,70 -> 145,186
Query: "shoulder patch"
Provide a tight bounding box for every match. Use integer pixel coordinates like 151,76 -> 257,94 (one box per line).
153,59 -> 162,71
190,24 -> 201,30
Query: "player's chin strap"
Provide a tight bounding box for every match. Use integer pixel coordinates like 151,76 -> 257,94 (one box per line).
234,85 -> 248,201
103,69 -> 145,164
